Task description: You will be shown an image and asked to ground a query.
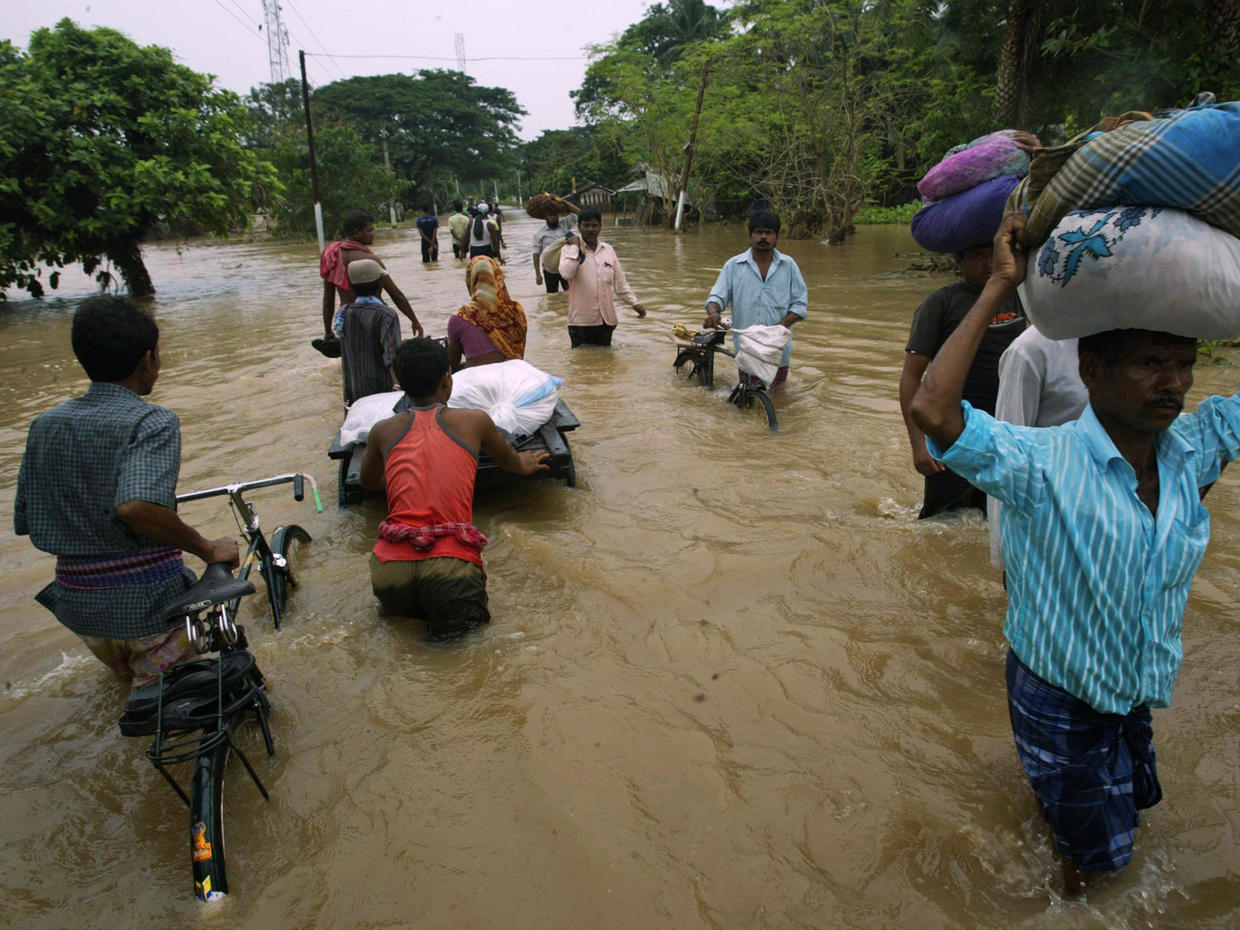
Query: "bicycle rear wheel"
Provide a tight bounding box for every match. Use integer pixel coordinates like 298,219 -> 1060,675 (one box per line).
190,729 -> 230,901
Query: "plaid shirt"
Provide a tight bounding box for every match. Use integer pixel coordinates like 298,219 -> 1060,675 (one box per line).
14,382 -> 196,638
341,296 -> 401,404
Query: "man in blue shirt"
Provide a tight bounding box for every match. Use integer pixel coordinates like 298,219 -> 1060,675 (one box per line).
415,204 -> 439,263
910,212 -> 1240,895
704,210 -> 808,389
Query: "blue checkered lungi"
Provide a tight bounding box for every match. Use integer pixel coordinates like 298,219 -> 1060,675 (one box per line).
1005,650 -> 1163,872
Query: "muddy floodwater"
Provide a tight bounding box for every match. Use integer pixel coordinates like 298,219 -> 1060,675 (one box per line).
2,216 -> 1238,929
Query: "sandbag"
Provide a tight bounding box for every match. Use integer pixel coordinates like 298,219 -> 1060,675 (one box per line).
1022,102 -> 1240,248
733,325 -> 792,387
448,359 -> 563,436
910,174 -> 1021,253
1019,207 -> 1240,340
918,132 -> 1030,202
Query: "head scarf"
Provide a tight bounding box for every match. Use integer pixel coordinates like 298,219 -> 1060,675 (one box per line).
455,256 -> 527,360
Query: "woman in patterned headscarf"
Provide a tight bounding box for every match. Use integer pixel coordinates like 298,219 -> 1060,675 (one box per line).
446,256 -> 527,368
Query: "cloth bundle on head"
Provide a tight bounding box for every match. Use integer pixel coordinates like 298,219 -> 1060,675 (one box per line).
1009,102 -> 1240,249
319,238 -> 374,290
1020,206 -> 1240,340
456,257 -> 527,360
910,130 -> 1032,254
347,258 -> 384,284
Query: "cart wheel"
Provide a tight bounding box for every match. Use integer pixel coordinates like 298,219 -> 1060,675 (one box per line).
562,435 -> 576,488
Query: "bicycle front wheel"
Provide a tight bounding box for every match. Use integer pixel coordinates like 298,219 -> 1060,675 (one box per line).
267,524 -> 312,621
734,386 -> 779,433
190,730 -> 230,901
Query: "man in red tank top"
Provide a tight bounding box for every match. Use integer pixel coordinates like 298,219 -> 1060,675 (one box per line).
359,339 -> 549,639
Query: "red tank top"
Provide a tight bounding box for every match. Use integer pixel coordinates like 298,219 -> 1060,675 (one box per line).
372,406 -> 482,566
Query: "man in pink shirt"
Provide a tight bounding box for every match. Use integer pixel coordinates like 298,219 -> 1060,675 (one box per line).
557,208 -> 646,347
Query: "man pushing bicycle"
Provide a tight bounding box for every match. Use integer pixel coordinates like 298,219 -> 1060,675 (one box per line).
14,296 -> 238,694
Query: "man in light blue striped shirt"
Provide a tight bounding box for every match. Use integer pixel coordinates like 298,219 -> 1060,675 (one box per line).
910,212 -> 1240,894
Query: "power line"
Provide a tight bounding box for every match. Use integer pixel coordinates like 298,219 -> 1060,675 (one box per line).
284,0 -> 349,80
223,0 -> 261,29
210,0 -> 264,44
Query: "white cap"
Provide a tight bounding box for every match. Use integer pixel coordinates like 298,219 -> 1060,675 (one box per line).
477,202 -> 489,214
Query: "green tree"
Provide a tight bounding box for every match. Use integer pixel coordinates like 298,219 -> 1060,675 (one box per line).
264,125 -> 397,237
310,70 -> 525,192
0,20 -> 275,298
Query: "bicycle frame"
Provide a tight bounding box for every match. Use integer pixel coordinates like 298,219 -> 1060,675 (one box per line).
672,330 -> 779,432
176,473 -> 321,629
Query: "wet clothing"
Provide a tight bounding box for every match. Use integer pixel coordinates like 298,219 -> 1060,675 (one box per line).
907,280 -> 1025,518
469,215 -> 497,251
373,405 -> 482,568
14,382 -> 197,640
451,257 -> 526,360
929,397 -> 1239,713
568,324 -> 617,348
79,625 -> 197,689
707,248 -> 808,371
542,271 -> 569,293
369,554 -> 489,639
532,218 -> 573,263
341,296 -> 401,404
416,213 -> 439,262
1006,651 -> 1160,871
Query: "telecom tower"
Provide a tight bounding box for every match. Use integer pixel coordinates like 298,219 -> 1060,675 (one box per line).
262,0 -> 292,84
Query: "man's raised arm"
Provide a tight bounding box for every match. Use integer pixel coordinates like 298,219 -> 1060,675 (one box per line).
910,212 -> 1028,450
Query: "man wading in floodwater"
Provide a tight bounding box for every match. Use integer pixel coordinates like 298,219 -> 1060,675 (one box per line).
317,209 -> 422,356
910,211 -> 1240,895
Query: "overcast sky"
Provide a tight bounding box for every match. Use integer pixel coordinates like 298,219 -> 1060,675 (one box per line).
1,0 -> 666,139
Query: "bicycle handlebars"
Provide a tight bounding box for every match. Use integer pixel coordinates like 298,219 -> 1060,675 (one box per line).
177,472 -> 323,513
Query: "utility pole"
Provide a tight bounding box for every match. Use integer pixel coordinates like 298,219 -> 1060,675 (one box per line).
262,0 -> 292,83
516,168 -> 522,206
455,33 -> 466,73
381,135 -> 397,226
299,50 -> 325,252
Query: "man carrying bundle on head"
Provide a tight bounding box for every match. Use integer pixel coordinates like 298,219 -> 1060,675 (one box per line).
910,211 -> 1240,896
317,209 -> 422,357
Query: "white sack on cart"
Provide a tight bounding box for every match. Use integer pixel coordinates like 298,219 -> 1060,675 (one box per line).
448,359 -> 563,436
338,390 -> 404,446
733,325 -> 793,387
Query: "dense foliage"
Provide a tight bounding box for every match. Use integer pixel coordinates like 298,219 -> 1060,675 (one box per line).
563,0 -> 1240,238
0,20 -> 275,297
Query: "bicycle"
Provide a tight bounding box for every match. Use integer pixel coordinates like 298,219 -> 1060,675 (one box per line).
672,326 -> 779,432
116,473 -> 320,901
174,473 -> 322,629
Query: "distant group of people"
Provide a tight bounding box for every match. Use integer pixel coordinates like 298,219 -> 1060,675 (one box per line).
14,190 -> 1240,901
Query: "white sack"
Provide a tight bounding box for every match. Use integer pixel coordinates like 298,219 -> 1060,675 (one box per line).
733,325 -> 793,387
448,359 -> 563,436
1020,207 -> 1240,340
338,391 -> 404,446
540,236 -> 568,272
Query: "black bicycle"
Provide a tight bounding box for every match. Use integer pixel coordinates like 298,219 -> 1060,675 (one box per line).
175,473 -> 321,629
116,473 -> 319,901
672,327 -> 779,432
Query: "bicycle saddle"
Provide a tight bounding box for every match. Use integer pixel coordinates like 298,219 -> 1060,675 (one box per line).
161,563 -> 256,621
